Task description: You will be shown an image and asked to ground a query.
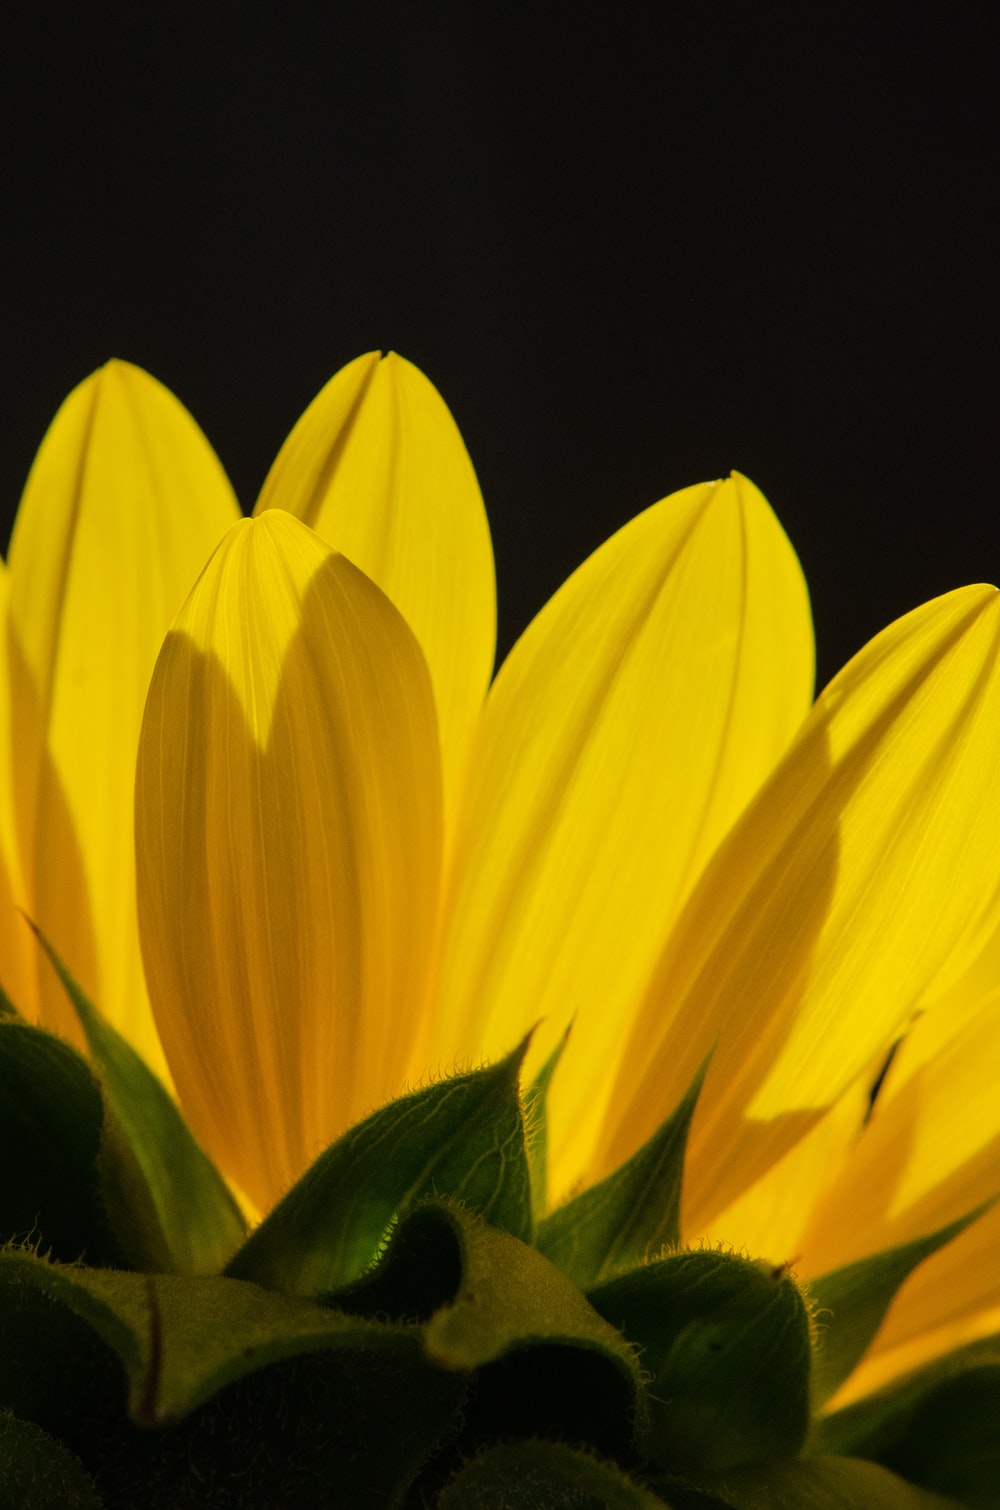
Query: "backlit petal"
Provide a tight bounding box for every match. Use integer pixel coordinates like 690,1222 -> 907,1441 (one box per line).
135,511 -> 443,1212
6,361 -> 239,1071
798,989 -> 1000,1274
253,352 -> 495,816
426,474 -> 813,1185
0,563 -> 32,1009
831,1205 -> 1000,1406
600,585 -> 1000,1231
696,1077 -> 870,1266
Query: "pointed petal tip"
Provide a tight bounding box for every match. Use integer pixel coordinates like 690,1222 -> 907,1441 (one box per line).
6,355 -> 240,1065
245,506 -> 308,542
252,349 -> 494,817
434,467 -> 815,1193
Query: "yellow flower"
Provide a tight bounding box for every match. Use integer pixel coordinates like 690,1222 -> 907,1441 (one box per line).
3,352 -> 1000,1426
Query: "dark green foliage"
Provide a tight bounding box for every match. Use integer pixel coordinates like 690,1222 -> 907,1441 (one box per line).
589,1249 -> 812,1474
435,1440 -> 672,1508
30,925 -> 246,1274
0,1412 -> 105,1510
817,1334 -> 1000,1509
0,1017 -> 123,1266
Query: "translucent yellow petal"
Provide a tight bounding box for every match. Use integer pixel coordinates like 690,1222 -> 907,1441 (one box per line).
696,1077 -> 870,1266
0,562 -> 33,1009
6,361 -> 240,1071
135,511 -> 443,1212
600,585 -> 1000,1232
426,474 -> 813,1184
869,1203 -> 1000,1354
253,352 -> 495,817
831,1206 -> 1000,1407
908,904 -> 1000,1056
905,784 -> 1000,1011
798,990 -> 1000,1274
833,1311 -> 1000,1409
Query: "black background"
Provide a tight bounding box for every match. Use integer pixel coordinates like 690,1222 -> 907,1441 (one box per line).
3,4 -> 996,688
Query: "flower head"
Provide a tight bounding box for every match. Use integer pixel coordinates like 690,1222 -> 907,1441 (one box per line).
3,354 -> 999,1504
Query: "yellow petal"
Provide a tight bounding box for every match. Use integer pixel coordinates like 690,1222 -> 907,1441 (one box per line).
905,901 -> 1000,1059
833,1268 -> 1000,1407
831,1205 -> 1000,1406
135,511 -> 443,1212
695,1076 -> 870,1267
253,352 -> 495,817
0,563 -> 33,1009
600,585 -> 1000,1232
6,361 -> 240,1071
876,1203 -> 1000,1354
798,989 -> 1000,1275
426,474 -> 813,1186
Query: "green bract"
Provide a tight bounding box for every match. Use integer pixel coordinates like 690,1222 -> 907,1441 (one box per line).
0,967 -> 992,1509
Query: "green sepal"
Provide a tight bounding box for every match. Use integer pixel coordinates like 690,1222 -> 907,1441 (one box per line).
0,1242 -> 429,1426
810,1204 -> 991,1407
644,1480 -> 739,1509
325,1199 -> 463,1322
0,1249 -> 113,1431
226,1041 -> 533,1294
0,982 -> 21,1020
29,923 -> 246,1275
421,1197 -> 640,1376
333,1197 -> 647,1470
419,1197 -> 646,1467
816,1332 -> 1000,1509
0,1410 -> 105,1509
523,1024 -> 570,1220
537,1058 -> 707,1287
436,1440 -> 673,1508
0,1250 -> 465,1509
589,1248 -> 811,1474
659,1455 -> 962,1508
0,1018 -> 122,1265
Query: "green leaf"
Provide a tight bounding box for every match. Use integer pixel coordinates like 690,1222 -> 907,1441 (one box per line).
0,1019 -> 122,1265
523,1024 -> 570,1220
589,1248 -> 811,1474
226,1041 -> 533,1294
677,1456 -> 962,1509
810,1205 -> 991,1406
537,1058 -> 707,1287
816,1333 -> 1000,1509
437,1440 -> 673,1508
420,1197 -> 646,1468
0,1410 -> 105,1509
28,923 -> 245,1275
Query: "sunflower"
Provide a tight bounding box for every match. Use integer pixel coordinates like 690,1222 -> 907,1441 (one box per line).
1,353 -> 997,1508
